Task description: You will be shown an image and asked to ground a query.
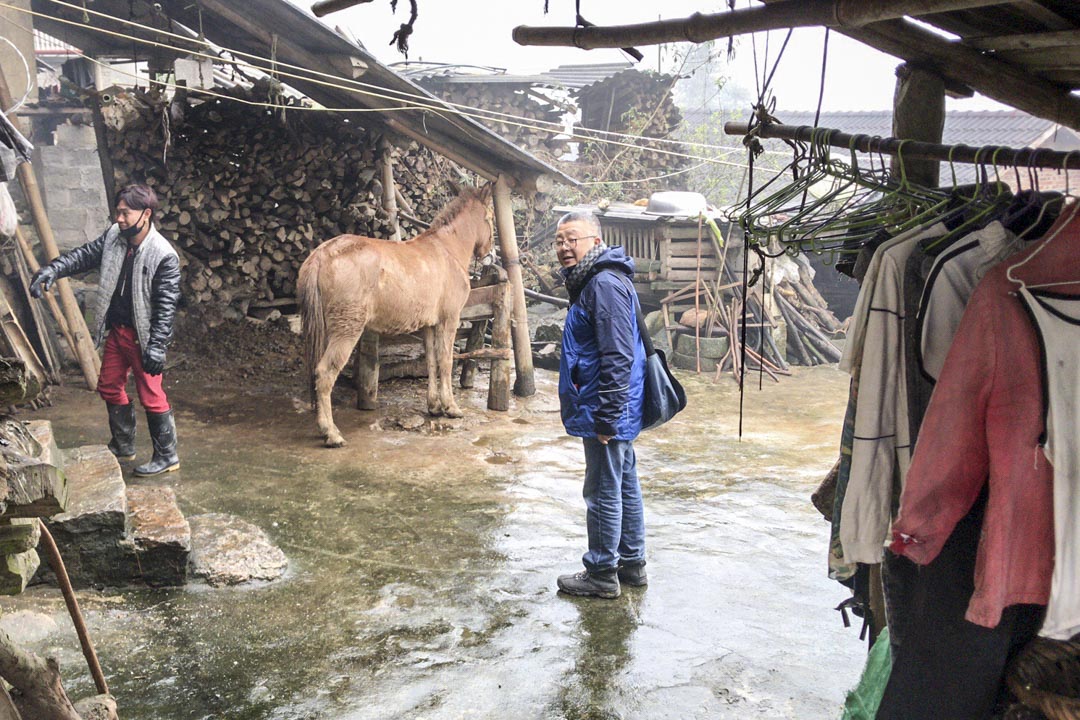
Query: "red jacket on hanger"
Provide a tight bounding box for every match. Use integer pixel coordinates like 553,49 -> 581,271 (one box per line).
890,207 -> 1080,629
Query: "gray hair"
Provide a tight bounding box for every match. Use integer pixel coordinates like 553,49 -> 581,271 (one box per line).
557,210 -> 602,237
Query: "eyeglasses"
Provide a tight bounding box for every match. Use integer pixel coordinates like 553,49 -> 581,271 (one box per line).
551,235 -> 598,251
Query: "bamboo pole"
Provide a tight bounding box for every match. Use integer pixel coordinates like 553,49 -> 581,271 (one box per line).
724,120 -> 1080,169
493,175 -> 535,398
13,227 -> 76,375
0,66 -> 100,389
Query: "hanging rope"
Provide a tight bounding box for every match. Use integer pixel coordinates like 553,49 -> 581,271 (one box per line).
389,0 -> 418,57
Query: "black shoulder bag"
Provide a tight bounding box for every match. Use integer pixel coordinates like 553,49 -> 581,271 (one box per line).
613,273 -> 687,430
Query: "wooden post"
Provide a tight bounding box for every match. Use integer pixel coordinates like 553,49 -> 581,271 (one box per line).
890,63 -> 945,188
488,281 -> 512,411
459,319 -> 487,389
493,174 -> 535,398
354,331 -> 379,410
379,137 -> 401,242
0,66 -> 100,389
89,93 -> 117,207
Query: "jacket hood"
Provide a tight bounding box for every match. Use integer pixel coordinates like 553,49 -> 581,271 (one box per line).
588,245 -> 635,279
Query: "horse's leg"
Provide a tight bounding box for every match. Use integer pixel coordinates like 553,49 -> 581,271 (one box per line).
423,325 -> 442,416
437,318 -> 464,418
316,325 -> 364,447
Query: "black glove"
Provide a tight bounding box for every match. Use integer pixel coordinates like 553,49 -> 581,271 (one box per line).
29,266 -> 57,299
142,345 -> 166,376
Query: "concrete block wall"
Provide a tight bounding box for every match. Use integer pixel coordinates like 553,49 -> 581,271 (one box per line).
39,123 -> 111,254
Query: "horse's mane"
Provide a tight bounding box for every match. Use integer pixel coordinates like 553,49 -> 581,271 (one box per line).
425,186 -> 483,234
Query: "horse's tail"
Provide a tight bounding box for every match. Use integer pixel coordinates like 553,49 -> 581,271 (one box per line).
298,253 -> 326,407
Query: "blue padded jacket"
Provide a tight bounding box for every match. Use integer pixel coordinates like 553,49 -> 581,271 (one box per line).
559,247 -> 646,440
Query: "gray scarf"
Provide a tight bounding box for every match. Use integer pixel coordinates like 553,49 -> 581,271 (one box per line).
562,241 -> 609,302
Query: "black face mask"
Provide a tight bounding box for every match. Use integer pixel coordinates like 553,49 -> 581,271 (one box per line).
119,210 -> 148,240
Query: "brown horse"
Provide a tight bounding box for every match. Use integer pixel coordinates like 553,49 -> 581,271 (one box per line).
298,184 -> 495,447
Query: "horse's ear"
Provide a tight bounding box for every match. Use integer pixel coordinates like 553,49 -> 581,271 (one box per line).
478,182 -> 494,203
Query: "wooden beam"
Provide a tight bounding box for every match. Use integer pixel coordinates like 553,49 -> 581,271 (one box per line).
311,0 -> 374,18
512,0 -> 1006,50
1010,0 -> 1075,31
838,18 -> 1080,131
964,28 -> 1080,51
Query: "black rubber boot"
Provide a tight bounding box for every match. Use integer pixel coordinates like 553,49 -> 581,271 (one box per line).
617,560 -> 648,587
557,568 -> 621,599
134,410 -> 180,476
106,402 -> 136,461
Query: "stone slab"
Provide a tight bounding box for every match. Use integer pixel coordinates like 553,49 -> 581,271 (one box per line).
0,549 -> 39,595
0,518 -> 39,555
125,485 -> 190,587
36,445 -> 133,588
188,513 -> 287,587
24,419 -> 61,468
0,418 -> 66,519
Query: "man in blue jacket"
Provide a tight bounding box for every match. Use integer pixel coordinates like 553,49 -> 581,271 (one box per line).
555,210 -> 648,599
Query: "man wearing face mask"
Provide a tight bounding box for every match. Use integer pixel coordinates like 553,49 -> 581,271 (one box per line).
30,183 -> 182,476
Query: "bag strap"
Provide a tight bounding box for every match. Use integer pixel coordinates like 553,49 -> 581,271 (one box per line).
607,270 -> 656,357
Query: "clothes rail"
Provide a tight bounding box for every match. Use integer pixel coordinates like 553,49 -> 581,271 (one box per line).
724,121 -> 1080,170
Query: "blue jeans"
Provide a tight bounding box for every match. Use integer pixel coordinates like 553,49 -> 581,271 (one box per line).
581,438 -> 645,573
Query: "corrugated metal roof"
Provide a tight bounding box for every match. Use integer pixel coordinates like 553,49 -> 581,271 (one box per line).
542,62 -> 636,89
388,61 -> 636,90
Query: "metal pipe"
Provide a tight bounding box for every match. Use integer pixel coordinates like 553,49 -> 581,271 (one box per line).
38,522 -> 109,697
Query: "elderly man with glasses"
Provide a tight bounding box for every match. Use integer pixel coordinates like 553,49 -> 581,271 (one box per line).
554,210 -> 648,599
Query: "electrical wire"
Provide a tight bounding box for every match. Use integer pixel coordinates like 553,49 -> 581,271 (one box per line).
0,1 -> 797,189
14,0 -> 793,160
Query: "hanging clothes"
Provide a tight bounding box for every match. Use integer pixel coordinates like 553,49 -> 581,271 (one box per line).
891,209 -> 1080,630
840,224 -> 946,564
838,221 -> 946,376
907,220 -> 1025,441
1016,287 -> 1080,640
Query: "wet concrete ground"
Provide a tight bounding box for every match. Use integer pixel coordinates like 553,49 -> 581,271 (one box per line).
3,362 -> 865,719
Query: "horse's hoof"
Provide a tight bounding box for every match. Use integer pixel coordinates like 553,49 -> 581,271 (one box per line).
325,436 -> 347,448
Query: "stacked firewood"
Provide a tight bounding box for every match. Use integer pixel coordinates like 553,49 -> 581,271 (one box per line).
576,70 -> 686,183
421,83 -> 569,163
104,86 -> 458,310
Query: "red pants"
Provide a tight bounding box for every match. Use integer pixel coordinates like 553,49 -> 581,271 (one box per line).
97,326 -> 170,413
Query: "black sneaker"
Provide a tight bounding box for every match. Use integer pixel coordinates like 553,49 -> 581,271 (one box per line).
617,561 -> 648,587
557,569 -> 620,599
